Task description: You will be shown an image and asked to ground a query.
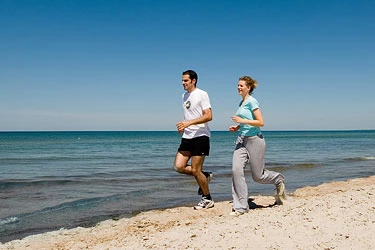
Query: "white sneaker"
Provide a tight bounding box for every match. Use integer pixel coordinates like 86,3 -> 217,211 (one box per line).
194,198 -> 214,210
275,181 -> 287,205
229,210 -> 246,216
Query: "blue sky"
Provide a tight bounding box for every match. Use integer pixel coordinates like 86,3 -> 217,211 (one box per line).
1,0 -> 374,131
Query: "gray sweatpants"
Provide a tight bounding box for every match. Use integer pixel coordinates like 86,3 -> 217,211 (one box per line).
232,134 -> 284,212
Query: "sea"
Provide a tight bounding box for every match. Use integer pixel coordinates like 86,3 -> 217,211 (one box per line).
1,130 -> 375,243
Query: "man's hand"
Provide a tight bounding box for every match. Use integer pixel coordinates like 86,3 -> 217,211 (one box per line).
176,121 -> 189,134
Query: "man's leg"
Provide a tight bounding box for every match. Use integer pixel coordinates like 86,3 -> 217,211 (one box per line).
174,151 -> 210,194
174,151 -> 192,174
191,155 -> 209,196
191,155 -> 214,209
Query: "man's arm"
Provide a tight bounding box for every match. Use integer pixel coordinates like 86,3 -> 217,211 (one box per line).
176,108 -> 212,133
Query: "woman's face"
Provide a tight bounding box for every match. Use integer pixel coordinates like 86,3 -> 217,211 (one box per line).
237,80 -> 250,97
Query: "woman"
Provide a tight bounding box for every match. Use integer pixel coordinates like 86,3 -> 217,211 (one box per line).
229,76 -> 286,216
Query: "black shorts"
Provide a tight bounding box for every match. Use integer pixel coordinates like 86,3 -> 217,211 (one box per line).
178,136 -> 210,156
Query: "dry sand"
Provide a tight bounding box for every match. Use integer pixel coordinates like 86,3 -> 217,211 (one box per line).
1,176 -> 374,250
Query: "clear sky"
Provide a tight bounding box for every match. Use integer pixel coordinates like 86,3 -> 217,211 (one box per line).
1,0 -> 374,131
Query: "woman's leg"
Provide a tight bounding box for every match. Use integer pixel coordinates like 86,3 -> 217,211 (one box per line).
245,135 -> 284,185
232,138 -> 250,212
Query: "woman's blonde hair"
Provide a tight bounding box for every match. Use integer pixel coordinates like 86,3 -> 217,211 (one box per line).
239,76 -> 258,94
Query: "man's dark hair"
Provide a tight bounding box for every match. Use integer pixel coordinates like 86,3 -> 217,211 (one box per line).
182,70 -> 198,83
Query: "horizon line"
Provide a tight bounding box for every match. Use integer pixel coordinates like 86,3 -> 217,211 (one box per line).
1,129 -> 374,133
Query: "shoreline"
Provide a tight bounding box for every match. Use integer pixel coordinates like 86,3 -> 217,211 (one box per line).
1,176 -> 375,249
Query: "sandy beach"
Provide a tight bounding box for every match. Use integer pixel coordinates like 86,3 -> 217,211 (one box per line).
1,176 -> 374,250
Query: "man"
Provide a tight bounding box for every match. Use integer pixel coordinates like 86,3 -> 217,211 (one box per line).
174,69 -> 214,210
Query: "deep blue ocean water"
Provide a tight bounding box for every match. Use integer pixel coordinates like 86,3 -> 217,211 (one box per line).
1,130 -> 375,243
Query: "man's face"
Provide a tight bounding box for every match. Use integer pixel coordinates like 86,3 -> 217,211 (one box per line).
182,74 -> 196,92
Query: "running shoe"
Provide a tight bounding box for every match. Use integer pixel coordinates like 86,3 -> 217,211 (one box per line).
193,197 -> 214,210
229,210 -> 246,216
275,181 -> 287,205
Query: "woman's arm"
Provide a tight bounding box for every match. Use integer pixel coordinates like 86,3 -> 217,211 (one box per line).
231,108 -> 264,127
229,125 -> 240,132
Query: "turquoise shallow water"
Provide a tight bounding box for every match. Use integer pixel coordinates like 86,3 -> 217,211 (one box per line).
1,130 -> 375,242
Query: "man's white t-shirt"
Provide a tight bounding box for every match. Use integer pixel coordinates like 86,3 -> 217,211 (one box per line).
182,88 -> 211,139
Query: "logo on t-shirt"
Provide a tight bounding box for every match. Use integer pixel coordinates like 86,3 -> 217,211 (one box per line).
184,101 -> 191,109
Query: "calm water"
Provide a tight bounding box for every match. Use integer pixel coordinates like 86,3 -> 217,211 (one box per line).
1,130 -> 375,243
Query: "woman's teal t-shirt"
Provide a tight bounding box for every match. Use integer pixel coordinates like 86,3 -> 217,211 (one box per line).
235,96 -> 262,137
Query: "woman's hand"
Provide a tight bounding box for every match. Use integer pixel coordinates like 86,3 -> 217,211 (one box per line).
231,109 -> 264,127
229,125 -> 240,132
231,116 -> 243,124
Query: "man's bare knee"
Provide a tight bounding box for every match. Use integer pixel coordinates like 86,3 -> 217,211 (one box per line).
191,167 -> 202,177
174,165 -> 183,173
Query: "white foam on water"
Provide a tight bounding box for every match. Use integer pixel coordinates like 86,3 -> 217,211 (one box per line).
0,217 -> 19,226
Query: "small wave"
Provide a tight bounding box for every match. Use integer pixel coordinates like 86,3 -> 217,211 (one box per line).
33,195 -> 124,215
0,217 -> 19,226
345,156 -> 375,161
267,162 -> 319,171
0,196 -> 121,228
293,163 -> 318,168
0,179 -> 74,189
0,155 -> 125,163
